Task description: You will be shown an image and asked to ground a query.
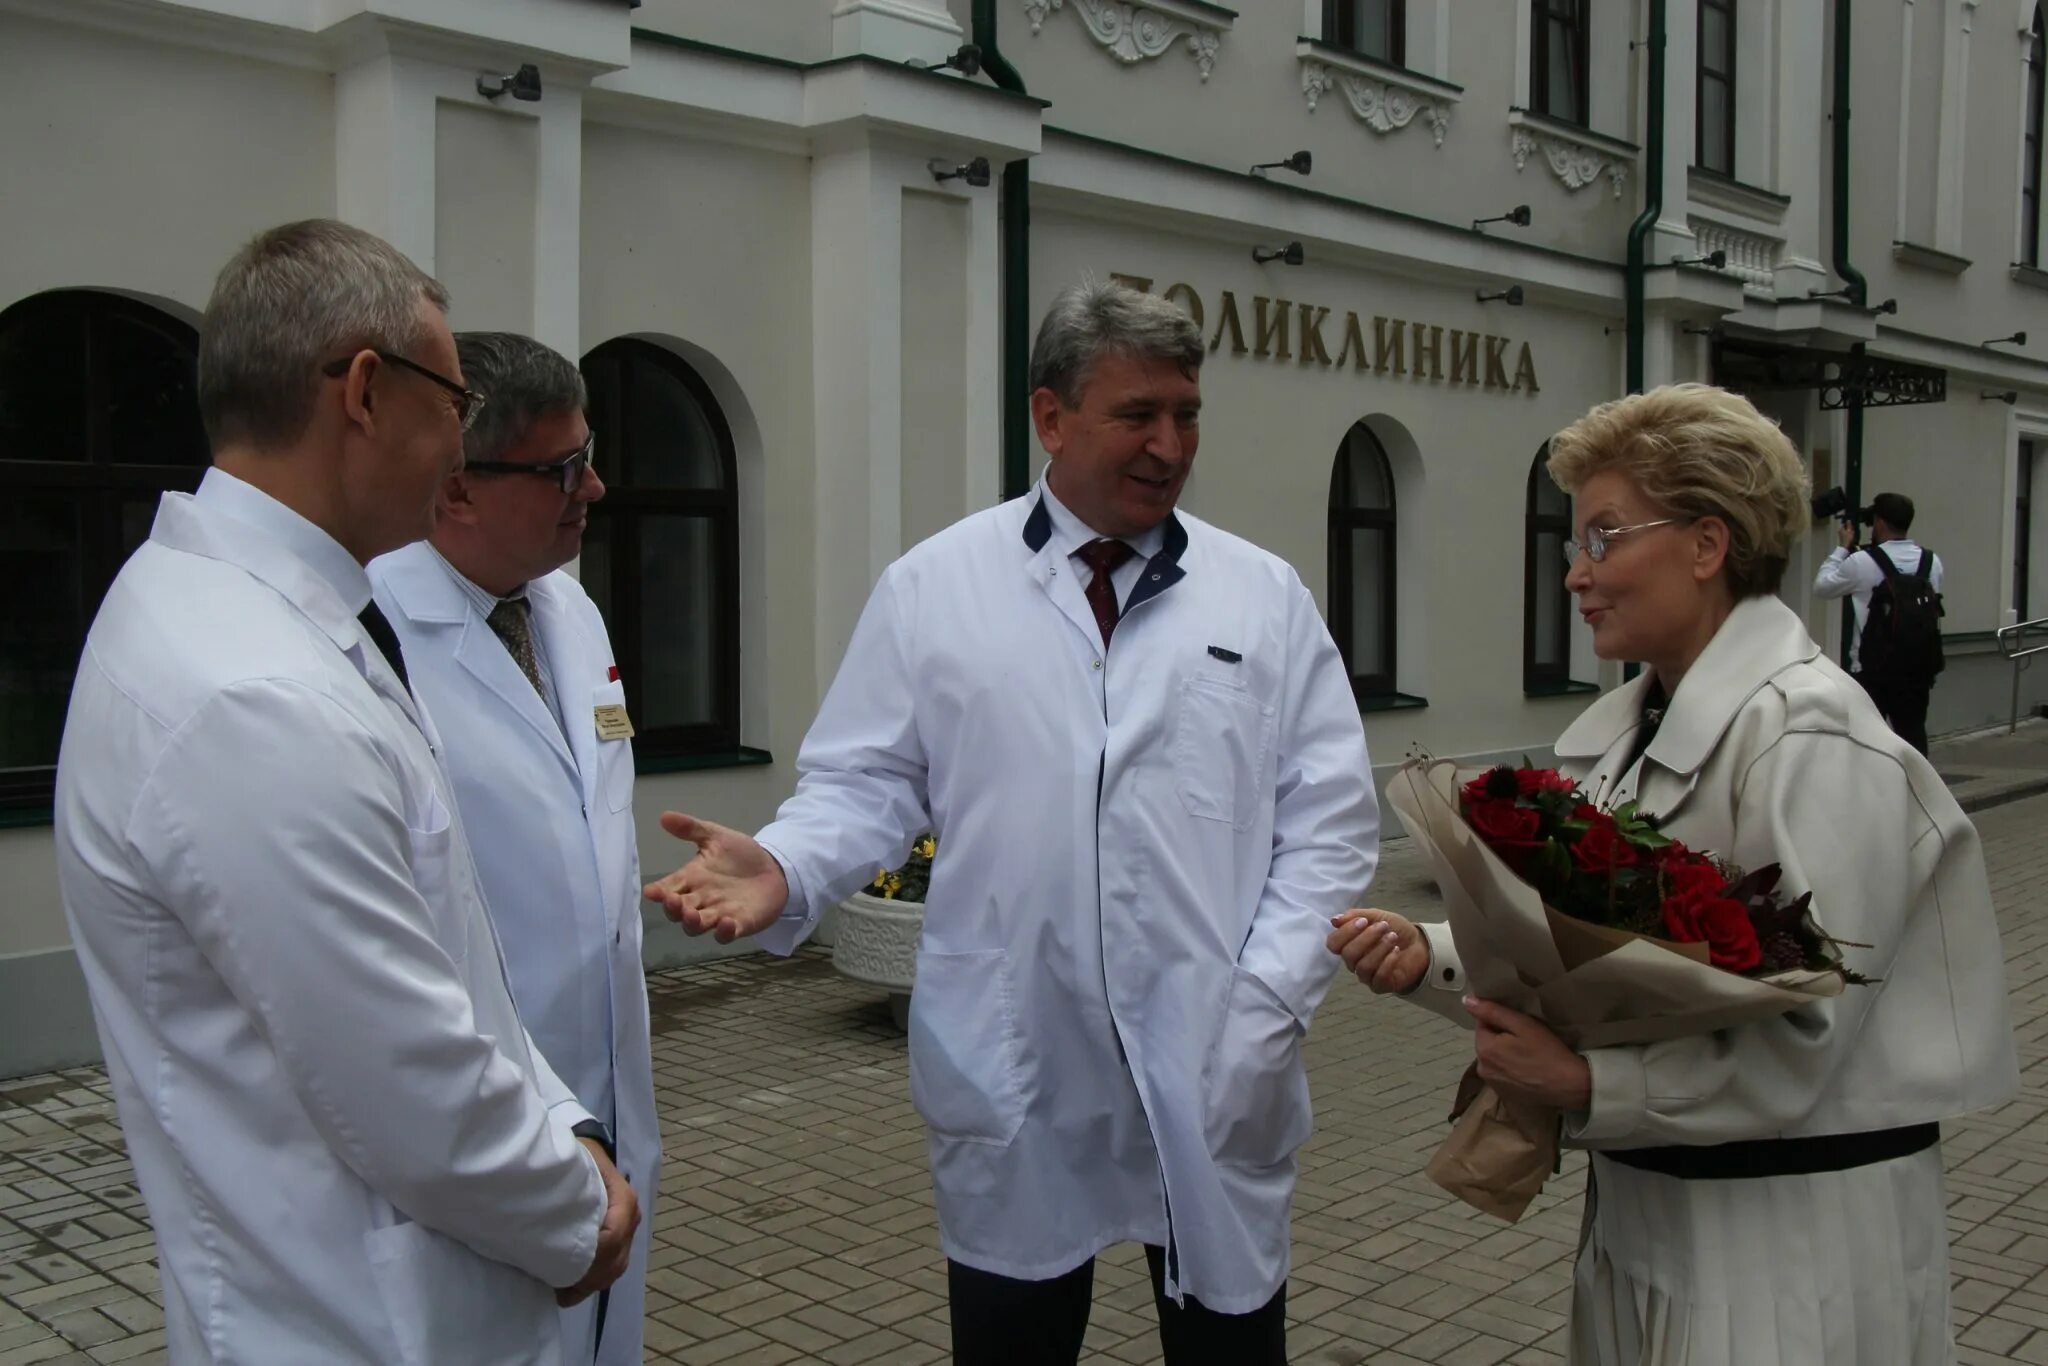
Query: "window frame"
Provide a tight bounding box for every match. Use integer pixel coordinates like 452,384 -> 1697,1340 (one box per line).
1529,0 -> 1592,127
1696,0 -> 1737,177
578,339 -> 743,763
1324,0 -> 1406,68
1327,424 -> 1398,702
0,290 -> 208,818
2025,8 -> 2045,269
1524,451 -> 1575,693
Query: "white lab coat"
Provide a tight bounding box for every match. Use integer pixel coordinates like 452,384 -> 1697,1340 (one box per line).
370,542 -> 660,1366
1413,594 -> 2017,1365
1810,538 -> 1942,672
754,489 -> 1378,1313
54,473 -> 605,1366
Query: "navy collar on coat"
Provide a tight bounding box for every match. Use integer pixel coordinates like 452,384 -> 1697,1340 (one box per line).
1020,491 -> 1189,611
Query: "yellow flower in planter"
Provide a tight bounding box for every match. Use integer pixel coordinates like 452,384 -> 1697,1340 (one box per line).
869,834 -> 936,901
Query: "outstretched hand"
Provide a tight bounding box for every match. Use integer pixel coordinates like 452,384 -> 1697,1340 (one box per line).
642,812 -> 791,943
1327,908 -> 1431,995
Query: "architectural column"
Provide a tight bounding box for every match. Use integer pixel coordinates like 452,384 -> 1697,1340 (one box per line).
810,135 -> 907,692
532,86 -> 583,361
1771,0 -> 1830,293
830,0 -> 965,66
1934,0 -> 1981,256
1652,0 -> 1702,264
335,52 -> 438,269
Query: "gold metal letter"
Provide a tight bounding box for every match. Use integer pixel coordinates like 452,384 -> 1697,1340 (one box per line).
1373,316 -> 1406,376
1512,341 -> 1541,393
1411,322 -> 1444,381
1484,335 -> 1511,389
1297,304 -> 1333,367
1448,330 -> 1479,386
1210,290 -> 1248,355
1109,273 -> 1155,293
1335,312 -> 1369,370
1163,282 -> 1205,333
1253,297 -> 1293,360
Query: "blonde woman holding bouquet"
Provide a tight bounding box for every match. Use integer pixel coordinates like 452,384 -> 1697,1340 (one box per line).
1330,383 -> 2017,1366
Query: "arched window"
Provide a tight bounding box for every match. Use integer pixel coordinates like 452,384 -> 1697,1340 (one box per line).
0,290 -> 207,814
1525,448 -> 1574,691
1328,422 -> 1397,701
2025,6 -> 2045,268
578,339 -> 741,760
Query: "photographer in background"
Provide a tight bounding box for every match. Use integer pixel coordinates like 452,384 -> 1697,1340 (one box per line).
1813,491 -> 1945,754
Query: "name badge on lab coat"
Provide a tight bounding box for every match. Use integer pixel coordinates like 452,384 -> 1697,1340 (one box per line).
594,703 -> 635,740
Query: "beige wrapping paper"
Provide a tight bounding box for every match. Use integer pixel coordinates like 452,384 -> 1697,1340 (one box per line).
1387,759 -> 1845,1222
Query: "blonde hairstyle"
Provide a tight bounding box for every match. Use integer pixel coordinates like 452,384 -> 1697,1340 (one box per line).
1545,383 -> 1810,598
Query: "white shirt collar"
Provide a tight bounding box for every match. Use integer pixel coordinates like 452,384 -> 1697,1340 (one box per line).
1037,477 -> 1167,563
194,467 -> 372,616
427,544 -> 527,619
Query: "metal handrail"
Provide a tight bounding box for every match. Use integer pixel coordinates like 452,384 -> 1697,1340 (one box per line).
1995,617 -> 2048,733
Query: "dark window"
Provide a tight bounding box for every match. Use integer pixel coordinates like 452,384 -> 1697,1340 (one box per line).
1530,0 -> 1591,126
1697,0 -> 1736,176
2020,436 -> 2037,622
0,291 -> 207,815
1328,423 -> 1397,700
1326,0 -> 1405,66
1525,450 -> 1574,690
2026,9 -> 2045,268
579,339 -> 741,760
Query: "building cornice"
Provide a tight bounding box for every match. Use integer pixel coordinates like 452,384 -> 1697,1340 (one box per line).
1506,108 -> 1635,199
1294,40 -> 1459,147
1021,0 -> 1236,83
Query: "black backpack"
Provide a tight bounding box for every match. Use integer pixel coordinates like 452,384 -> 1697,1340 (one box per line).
1861,545 -> 1945,683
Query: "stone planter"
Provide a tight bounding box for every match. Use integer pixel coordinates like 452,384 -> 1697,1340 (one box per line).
831,890 -> 924,1031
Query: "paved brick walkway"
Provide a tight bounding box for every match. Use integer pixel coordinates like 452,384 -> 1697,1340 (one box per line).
3,788 -> 2047,1365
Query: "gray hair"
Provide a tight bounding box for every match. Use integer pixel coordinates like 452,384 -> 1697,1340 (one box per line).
454,332 -> 587,463
198,219 -> 449,450
1028,279 -> 1203,408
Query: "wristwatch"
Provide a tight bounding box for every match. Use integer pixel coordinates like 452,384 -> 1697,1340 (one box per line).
570,1119 -> 616,1163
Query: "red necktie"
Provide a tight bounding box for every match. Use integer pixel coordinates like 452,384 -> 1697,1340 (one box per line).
1077,538 -> 1135,647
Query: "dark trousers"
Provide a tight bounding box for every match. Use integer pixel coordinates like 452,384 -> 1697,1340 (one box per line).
1854,670 -> 1933,756
947,1247 -> 1287,1366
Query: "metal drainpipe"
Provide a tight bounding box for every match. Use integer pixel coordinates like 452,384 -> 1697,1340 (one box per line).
972,0 -> 1034,499
1621,0 -> 1668,682
1625,0 -> 1668,396
1831,0 -> 1870,669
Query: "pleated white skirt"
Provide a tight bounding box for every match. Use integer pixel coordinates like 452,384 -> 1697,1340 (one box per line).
1569,1146 -> 1954,1366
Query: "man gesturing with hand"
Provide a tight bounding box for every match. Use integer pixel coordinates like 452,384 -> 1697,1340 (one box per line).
647,281 -> 1376,1366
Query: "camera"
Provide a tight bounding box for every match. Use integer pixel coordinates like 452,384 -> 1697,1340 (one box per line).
1810,486 -> 1874,525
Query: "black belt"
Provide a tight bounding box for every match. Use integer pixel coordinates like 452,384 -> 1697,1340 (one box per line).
1602,1123 -> 1939,1181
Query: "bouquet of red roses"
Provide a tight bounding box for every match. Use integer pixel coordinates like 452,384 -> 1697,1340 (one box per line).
1387,759 -> 1864,1222
1458,764 -> 1865,980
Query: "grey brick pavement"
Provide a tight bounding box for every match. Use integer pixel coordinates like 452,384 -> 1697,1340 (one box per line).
4,787 -> 2047,1364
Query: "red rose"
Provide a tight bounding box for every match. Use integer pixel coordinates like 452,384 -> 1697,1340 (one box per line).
1660,859 -> 1726,900
1517,768 -> 1579,798
1662,893 -> 1764,972
1463,767 -> 1521,806
1466,799 -> 1541,846
1572,802 -> 1603,822
1570,822 -> 1640,875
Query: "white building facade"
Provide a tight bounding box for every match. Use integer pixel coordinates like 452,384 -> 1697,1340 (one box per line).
2,0 -> 2045,1075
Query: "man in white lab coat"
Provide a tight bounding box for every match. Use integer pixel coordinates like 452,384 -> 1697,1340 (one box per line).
370,331 -> 659,1366
646,281 -> 1378,1364
54,220 -> 637,1365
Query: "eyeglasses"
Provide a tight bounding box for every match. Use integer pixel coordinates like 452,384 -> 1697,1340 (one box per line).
321,350 -> 485,432
463,432 -> 596,494
1562,519 -> 1681,565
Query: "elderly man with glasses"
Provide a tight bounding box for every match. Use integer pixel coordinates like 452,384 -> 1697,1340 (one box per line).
369,331 -> 656,1366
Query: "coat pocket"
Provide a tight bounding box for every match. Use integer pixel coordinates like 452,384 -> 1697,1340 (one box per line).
364,1219 -> 563,1366
907,949 -> 1029,1146
1202,967 -> 1312,1168
590,681 -> 635,814
1171,675 -> 1275,830
403,785 -> 468,964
